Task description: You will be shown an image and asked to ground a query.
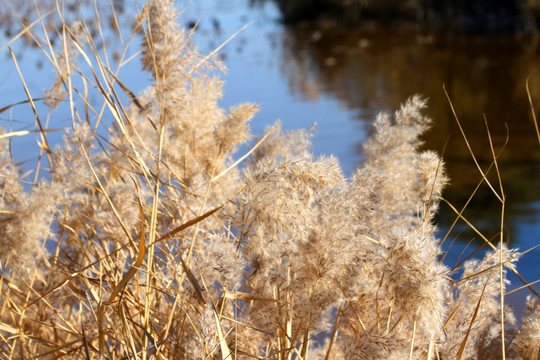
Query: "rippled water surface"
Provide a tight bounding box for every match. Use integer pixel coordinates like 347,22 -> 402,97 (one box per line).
1,0 -> 539,313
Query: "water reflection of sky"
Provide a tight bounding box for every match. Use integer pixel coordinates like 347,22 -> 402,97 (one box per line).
1,0 -> 538,312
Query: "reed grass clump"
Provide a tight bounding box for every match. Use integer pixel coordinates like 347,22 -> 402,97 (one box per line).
0,0 -> 539,359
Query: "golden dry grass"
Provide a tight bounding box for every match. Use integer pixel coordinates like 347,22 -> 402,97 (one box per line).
0,1 -> 539,359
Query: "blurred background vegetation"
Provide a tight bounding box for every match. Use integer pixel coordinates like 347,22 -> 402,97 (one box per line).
274,0 -> 540,34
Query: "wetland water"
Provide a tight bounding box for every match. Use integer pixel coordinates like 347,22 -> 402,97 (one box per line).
1,0 -> 539,314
